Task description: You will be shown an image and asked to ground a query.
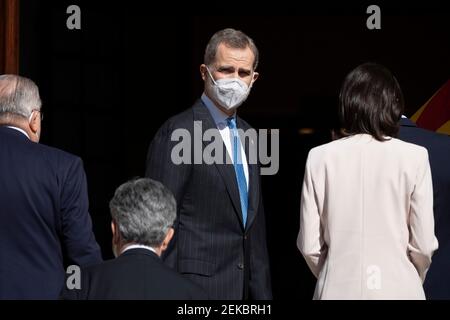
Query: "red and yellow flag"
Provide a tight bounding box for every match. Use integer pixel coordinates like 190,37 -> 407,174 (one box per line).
411,80 -> 450,135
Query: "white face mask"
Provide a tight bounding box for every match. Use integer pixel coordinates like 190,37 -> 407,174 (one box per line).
206,67 -> 253,110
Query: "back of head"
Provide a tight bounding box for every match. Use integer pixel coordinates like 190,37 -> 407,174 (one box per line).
204,28 -> 259,70
0,74 -> 41,121
339,63 -> 404,141
109,178 -> 176,248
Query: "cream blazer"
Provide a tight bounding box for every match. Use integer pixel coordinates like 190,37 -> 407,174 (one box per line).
297,134 -> 438,299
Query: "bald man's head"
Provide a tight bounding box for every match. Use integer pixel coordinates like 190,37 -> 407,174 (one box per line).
0,75 -> 41,118
0,75 -> 42,142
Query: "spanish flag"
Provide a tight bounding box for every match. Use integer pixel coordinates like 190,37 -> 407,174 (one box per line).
411,80 -> 450,135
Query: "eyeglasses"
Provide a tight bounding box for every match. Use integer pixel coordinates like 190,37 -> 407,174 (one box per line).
31,109 -> 44,122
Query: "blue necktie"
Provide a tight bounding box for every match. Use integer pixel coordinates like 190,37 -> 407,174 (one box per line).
226,117 -> 248,227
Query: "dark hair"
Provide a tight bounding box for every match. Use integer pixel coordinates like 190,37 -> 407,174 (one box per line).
204,28 -> 259,70
339,63 -> 404,141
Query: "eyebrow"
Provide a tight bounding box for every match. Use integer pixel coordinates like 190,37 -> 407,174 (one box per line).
216,65 -> 252,73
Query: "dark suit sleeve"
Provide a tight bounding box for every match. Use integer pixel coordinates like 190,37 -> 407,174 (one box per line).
60,157 -> 102,267
249,179 -> 273,299
145,121 -> 192,267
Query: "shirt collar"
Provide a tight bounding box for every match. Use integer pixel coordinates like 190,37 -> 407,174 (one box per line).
201,93 -> 236,126
122,244 -> 157,255
6,126 -> 30,140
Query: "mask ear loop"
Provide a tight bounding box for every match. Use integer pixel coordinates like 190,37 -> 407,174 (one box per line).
28,110 -> 40,141
205,66 -> 218,86
250,69 -> 258,86
28,110 -> 35,123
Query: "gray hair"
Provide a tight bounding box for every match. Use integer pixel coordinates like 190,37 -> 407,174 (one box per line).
0,74 -> 42,119
109,178 -> 176,247
204,28 -> 259,70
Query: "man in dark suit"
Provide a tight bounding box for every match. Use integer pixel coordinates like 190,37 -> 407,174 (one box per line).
399,116 -> 450,299
0,75 -> 102,299
145,28 -> 272,299
61,178 -> 206,299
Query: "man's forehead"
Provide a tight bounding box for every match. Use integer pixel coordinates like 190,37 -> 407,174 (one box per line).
215,43 -> 254,67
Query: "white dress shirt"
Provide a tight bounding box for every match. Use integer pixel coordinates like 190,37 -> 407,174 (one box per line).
122,244 -> 157,255
6,126 -> 30,139
201,93 -> 249,189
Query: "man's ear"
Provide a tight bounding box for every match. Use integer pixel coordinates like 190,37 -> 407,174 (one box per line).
29,111 -> 40,135
252,71 -> 259,82
111,220 -> 119,242
161,227 -> 174,252
200,64 -> 208,81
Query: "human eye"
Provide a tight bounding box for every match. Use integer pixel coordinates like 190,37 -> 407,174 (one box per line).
238,69 -> 252,77
217,66 -> 235,74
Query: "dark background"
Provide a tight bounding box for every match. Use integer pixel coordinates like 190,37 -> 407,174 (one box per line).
19,1 -> 450,299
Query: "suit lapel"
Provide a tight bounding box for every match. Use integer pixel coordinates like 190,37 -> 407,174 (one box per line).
193,101 -> 245,228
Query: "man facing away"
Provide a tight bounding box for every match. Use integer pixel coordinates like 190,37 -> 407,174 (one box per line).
399,116 -> 450,299
61,178 -> 206,299
0,74 -> 102,299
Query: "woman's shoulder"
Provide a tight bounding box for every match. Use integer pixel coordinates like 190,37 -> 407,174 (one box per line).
307,137 -> 350,162
307,134 -> 429,162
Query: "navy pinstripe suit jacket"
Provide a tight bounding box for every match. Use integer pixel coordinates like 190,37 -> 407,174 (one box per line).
145,100 -> 272,299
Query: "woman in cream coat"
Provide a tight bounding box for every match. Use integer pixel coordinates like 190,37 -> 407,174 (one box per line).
297,63 -> 438,299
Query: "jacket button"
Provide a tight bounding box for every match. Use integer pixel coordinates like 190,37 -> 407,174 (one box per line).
237,263 -> 244,270
244,235 -> 248,240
